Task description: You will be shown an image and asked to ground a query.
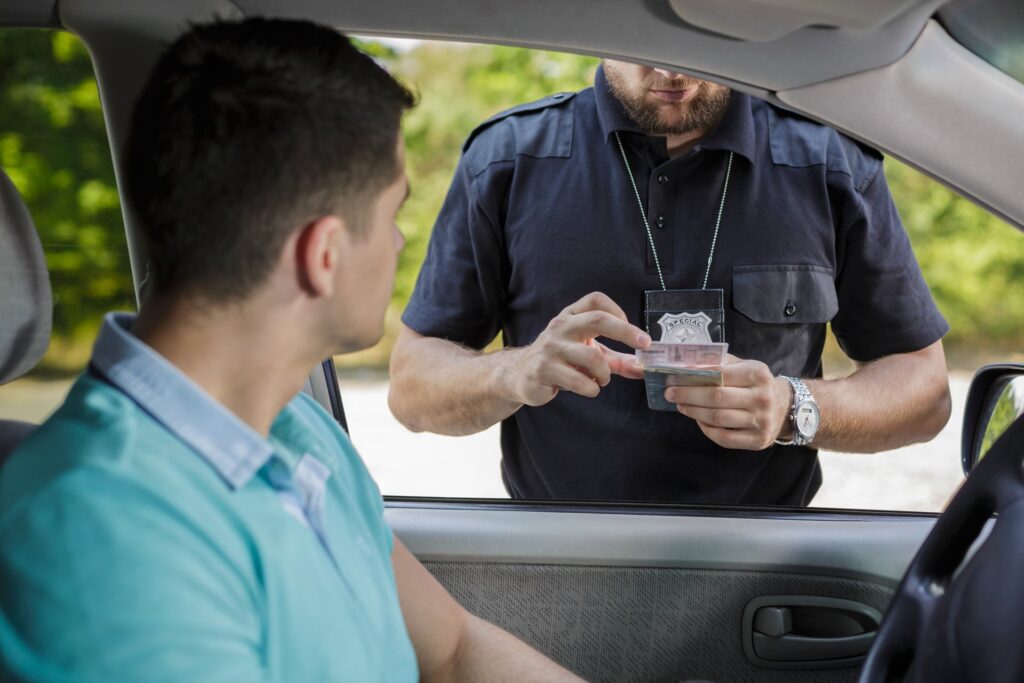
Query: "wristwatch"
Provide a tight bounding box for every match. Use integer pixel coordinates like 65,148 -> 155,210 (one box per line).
774,376 -> 819,447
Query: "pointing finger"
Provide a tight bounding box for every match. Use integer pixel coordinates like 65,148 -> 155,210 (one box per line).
567,310 -> 651,350
563,291 -> 627,319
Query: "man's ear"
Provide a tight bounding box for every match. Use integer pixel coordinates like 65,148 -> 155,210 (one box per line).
295,215 -> 346,298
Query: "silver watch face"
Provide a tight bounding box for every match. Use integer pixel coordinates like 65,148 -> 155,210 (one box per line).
794,400 -> 820,438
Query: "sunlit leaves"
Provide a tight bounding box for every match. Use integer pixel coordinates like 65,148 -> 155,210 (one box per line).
887,158 -> 1024,347
366,41 -> 598,314
0,29 -> 132,356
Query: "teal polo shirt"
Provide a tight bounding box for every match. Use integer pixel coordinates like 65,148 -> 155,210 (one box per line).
0,313 -> 418,682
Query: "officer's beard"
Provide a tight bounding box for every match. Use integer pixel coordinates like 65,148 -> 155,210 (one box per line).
604,64 -> 732,137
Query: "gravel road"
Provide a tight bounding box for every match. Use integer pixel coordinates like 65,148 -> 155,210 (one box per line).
343,373 -> 970,512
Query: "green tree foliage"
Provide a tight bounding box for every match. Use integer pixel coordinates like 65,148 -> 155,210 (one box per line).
1,31 -> 1021,370
887,160 -> 1024,348
0,29 -> 134,362
388,44 -> 599,309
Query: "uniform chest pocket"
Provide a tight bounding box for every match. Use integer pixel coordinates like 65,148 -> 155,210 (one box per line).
733,265 -> 838,323
729,265 -> 838,376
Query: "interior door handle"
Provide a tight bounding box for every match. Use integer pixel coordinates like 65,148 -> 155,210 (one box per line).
752,631 -> 876,662
742,596 -> 883,670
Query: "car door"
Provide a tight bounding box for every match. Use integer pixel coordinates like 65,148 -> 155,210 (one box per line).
387,500 -> 932,681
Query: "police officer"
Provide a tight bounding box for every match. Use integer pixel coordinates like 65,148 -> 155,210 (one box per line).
388,60 -> 951,506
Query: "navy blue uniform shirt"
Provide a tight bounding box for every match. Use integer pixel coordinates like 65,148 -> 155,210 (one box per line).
403,67 -> 948,506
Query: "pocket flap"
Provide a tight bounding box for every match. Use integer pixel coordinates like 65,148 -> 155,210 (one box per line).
733,265 -> 838,324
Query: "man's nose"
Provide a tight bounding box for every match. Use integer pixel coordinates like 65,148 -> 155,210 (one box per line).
653,67 -> 684,79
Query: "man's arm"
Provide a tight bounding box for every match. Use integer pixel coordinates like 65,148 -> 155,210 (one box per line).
806,340 -> 951,452
666,340 -> 951,453
391,538 -> 584,682
389,292 -> 649,436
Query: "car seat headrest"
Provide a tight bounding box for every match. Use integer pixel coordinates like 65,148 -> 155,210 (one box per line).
0,168 -> 52,384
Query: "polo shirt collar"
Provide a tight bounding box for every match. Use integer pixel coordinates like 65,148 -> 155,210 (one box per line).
593,64 -> 757,164
90,312 -> 273,489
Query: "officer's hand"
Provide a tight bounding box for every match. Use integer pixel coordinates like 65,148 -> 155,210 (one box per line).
507,292 -> 651,407
664,354 -> 793,450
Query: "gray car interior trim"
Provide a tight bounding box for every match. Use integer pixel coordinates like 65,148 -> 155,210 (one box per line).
0,0 -> 60,27
778,20 -> 1024,231
0,167 -> 53,464
0,169 -> 52,386
428,561 -> 892,682
51,0 -> 944,91
0,420 -> 38,467
302,363 -> 333,412
239,0 -> 937,92
668,0 -> 936,43
386,506 -> 934,586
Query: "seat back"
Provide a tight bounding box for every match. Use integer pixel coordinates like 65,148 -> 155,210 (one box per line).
0,167 -> 53,465
0,420 -> 41,465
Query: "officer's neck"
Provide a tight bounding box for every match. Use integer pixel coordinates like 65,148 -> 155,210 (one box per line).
663,128 -> 710,159
661,107 -> 728,158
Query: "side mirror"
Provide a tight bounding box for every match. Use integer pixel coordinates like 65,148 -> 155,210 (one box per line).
962,364 -> 1024,475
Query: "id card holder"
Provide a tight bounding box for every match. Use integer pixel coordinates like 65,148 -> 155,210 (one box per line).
644,288 -> 725,343
643,288 -> 726,412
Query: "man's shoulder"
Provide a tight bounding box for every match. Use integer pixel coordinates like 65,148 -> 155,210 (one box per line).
760,100 -> 883,192
1,374 -> 202,517
3,375 -> 139,499
460,89 -> 587,177
0,377 -> 264,683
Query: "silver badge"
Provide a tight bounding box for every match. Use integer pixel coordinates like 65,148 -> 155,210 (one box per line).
657,312 -> 713,344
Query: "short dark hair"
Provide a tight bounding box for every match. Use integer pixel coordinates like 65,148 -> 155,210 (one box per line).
125,18 -> 415,301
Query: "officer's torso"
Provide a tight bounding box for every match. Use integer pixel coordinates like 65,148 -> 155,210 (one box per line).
459,85 -> 882,505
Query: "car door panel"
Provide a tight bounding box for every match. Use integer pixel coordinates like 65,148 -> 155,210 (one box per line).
389,503 -> 933,682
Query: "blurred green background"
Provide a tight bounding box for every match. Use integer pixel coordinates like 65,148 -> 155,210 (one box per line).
2,29 -> 1023,375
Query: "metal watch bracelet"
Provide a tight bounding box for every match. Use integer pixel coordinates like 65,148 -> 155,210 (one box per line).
774,375 -> 815,447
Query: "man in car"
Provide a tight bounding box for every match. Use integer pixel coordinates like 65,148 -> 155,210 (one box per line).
0,19 -> 581,682
389,60 -> 952,506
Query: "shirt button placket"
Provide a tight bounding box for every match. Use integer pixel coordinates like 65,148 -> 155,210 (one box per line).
646,166 -> 674,272
653,171 -> 670,230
